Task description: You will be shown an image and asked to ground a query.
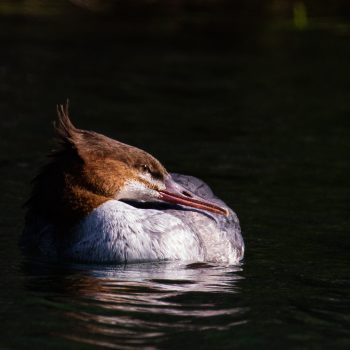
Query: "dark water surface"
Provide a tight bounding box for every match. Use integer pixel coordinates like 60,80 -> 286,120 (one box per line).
0,2 -> 349,349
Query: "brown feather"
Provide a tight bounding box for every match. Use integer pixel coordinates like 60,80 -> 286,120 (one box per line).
24,103 -> 168,232
54,100 -> 80,146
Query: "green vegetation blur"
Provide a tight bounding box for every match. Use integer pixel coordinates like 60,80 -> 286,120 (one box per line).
0,0 -> 349,33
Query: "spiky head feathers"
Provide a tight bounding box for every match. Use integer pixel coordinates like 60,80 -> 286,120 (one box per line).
26,102 -> 168,227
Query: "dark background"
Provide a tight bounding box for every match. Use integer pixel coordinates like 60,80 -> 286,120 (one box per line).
0,1 -> 349,349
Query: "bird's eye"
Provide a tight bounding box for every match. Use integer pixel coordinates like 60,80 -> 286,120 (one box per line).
139,164 -> 163,180
140,164 -> 151,173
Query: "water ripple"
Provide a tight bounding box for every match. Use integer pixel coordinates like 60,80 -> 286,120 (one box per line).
23,260 -> 247,349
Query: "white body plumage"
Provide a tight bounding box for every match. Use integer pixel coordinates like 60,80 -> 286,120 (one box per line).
25,174 -> 244,265
21,105 -> 244,265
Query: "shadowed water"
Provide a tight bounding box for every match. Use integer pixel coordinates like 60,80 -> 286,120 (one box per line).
10,260 -> 246,350
0,1 -> 350,349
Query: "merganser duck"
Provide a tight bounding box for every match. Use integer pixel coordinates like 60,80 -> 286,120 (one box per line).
21,103 -> 244,264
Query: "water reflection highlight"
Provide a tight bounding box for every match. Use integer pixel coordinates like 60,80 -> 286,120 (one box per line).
24,261 -> 247,349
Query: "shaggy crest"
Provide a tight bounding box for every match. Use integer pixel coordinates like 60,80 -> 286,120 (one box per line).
24,102 -> 168,230
55,101 -> 80,147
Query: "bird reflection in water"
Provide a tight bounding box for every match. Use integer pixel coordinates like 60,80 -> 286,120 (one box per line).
23,260 -> 247,349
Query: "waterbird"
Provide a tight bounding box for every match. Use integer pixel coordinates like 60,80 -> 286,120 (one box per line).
21,103 -> 244,264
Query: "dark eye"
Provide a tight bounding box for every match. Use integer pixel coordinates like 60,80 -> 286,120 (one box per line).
139,164 -> 163,180
140,164 -> 151,173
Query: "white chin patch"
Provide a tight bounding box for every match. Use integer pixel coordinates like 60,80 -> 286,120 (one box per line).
116,180 -> 160,201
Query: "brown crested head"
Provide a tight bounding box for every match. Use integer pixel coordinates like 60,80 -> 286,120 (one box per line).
25,102 -> 229,234
25,102 -> 168,228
